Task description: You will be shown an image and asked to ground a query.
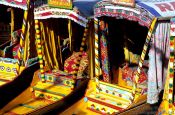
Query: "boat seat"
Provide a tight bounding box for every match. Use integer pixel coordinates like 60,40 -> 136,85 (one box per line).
120,63 -> 148,92
38,51 -> 88,88
85,80 -> 142,114
32,52 -> 88,103
41,70 -> 75,88
64,51 -> 88,79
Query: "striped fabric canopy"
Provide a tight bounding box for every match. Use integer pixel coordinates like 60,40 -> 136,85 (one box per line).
94,0 -> 154,27
94,0 -> 175,27
34,0 -> 100,27
136,0 -> 175,18
0,0 -> 27,10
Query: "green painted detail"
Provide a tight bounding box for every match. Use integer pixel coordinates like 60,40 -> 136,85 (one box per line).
117,103 -> 122,105
39,93 -> 44,98
169,84 -> 173,88
19,104 -> 36,109
96,95 -> 100,98
49,76 -> 52,80
169,99 -> 172,103
33,87 -> 66,97
66,81 -> 70,85
170,36 -> 174,40
170,68 -> 174,73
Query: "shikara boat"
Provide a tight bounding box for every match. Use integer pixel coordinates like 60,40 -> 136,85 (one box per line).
0,0 -> 39,108
61,0 -> 175,114
0,0 -> 93,114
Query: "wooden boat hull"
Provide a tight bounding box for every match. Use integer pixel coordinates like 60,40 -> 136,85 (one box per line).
0,76 -> 89,114
59,80 -> 151,115
60,96 -> 155,115
0,62 -> 40,109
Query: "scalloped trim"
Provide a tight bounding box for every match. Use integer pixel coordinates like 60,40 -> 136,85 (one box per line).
34,6 -> 88,27
0,1 -> 27,10
94,1 -> 154,28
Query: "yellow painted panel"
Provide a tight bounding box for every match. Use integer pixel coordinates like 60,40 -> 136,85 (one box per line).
0,73 -> 16,81
87,91 -> 130,108
0,81 -> 6,86
7,105 -> 34,114
34,90 -> 63,101
87,100 -> 118,114
33,82 -> 72,95
99,81 -> 132,92
23,99 -> 51,108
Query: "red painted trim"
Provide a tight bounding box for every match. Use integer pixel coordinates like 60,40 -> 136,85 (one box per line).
87,97 -> 124,111
41,12 -> 53,16
7,0 -> 27,4
68,14 -> 79,21
0,78 -> 11,82
39,12 -> 80,22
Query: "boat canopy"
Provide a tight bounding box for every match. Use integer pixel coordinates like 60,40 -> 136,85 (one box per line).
94,0 -> 175,27
0,0 -> 28,10
34,0 -> 100,27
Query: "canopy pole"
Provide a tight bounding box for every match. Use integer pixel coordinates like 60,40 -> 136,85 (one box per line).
11,8 -> 14,41
89,20 -> 95,80
18,0 -> 30,66
72,23 -> 89,80
132,18 -> 157,96
35,19 -> 45,82
167,18 -> 175,114
68,19 -> 72,52
94,18 -> 100,92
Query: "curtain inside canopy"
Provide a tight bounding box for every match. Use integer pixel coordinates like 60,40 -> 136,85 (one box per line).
147,21 -> 170,104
